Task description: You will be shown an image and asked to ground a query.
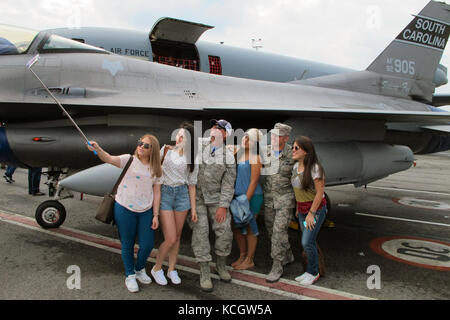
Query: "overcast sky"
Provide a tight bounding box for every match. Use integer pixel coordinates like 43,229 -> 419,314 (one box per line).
1,0 -> 450,105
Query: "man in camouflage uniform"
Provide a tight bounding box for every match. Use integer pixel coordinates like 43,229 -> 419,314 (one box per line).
262,123 -> 296,283
190,119 -> 236,292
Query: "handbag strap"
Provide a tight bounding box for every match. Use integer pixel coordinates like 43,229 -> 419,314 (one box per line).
161,145 -> 170,165
111,155 -> 134,195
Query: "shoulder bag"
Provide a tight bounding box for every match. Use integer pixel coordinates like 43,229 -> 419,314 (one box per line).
95,156 -> 134,224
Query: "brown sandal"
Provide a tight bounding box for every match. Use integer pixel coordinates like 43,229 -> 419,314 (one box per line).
233,257 -> 255,270
231,254 -> 247,268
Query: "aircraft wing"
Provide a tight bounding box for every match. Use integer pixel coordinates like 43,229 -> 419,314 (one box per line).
201,105 -> 450,123
4,95 -> 450,125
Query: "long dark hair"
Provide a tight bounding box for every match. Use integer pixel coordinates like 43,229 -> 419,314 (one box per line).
179,121 -> 195,173
294,136 -> 324,190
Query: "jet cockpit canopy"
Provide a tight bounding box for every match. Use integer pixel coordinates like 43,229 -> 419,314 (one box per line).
38,33 -> 108,54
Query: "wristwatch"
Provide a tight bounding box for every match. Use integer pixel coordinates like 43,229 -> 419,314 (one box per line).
309,210 -> 316,217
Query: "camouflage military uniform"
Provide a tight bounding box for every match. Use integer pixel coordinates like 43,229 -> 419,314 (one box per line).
189,138 -> 236,263
262,143 -> 296,262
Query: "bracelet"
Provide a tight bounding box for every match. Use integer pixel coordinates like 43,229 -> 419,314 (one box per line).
309,210 -> 316,216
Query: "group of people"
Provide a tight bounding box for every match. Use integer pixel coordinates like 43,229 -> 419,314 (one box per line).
87,120 -> 328,293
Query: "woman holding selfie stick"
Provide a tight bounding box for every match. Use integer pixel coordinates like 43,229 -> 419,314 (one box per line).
87,135 -> 162,293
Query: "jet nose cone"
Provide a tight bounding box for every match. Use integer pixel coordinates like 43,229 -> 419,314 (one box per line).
59,163 -> 121,196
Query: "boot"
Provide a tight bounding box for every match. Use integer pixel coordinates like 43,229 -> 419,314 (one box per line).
282,249 -> 295,266
199,262 -> 213,292
216,256 -> 232,283
266,259 -> 283,283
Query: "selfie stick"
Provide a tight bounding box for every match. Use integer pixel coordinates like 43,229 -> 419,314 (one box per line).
26,54 -> 97,155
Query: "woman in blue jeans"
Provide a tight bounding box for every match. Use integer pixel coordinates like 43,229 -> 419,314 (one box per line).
291,136 -> 327,285
88,134 -> 162,293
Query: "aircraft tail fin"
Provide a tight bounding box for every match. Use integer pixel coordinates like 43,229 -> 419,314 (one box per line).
366,1 -> 450,101
297,1 -> 450,103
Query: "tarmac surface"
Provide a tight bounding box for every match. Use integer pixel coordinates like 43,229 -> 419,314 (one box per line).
0,151 -> 449,301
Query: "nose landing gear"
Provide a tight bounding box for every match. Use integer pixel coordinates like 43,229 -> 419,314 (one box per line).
35,200 -> 66,229
34,168 -> 73,229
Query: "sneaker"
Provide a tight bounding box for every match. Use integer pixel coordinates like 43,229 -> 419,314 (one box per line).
125,274 -> 139,293
151,267 -> 168,286
3,174 -> 11,183
167,270 -> 181,285
135,268 -> 152,284
294,272 -> 309,283
299,273 -> 320,285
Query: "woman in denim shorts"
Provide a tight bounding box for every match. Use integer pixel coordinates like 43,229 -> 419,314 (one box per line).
231,128 -> 264,270
151,122 -> 199,286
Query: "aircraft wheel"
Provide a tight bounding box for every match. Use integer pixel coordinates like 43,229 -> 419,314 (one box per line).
35,200 -> 66,229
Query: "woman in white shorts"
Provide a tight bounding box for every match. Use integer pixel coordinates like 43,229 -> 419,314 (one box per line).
151,122 -> 199,285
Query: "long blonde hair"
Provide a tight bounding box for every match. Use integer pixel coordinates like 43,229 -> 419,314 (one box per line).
134,134 -> 162,178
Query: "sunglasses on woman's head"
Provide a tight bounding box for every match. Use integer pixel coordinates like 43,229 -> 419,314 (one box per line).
137,140 -> 151,149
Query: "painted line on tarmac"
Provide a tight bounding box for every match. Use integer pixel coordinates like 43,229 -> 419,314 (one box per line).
367,186 -> 450,197
355,212 -> 450,227
370,236 -> 450,272
0,210 -> 372,300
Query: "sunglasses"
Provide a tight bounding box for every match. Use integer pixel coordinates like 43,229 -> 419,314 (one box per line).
137,140 -> 151,149
292,145 -> 301,151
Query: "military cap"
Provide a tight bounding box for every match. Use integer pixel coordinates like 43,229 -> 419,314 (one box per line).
270,123 -> 292,136
210,119 -> 233,136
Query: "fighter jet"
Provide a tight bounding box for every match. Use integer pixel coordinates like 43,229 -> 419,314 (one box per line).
0,1 -> 449,228
44,17 -> 450,99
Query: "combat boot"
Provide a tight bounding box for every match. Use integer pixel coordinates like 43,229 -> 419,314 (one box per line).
216,256 -> 232,283
282,250 -> 295,266
199,262 -> 213,292
266,259 -> 283,283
